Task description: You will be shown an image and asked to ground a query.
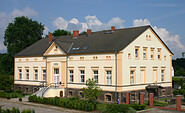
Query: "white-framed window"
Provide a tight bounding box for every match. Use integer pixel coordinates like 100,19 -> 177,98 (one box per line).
43,70 -> 46,81
26,69 -> 29,80
35,70 -> 38,80
19,69 -> 22,80
150,48 -> 154,59
135,48 -> 139,59
93,70 -> 98,83
158,49 -> 161,60
143,48 -> 147,59
80,70 -> 85,83
69,70 -> 74,82
130,70 -> 135,84
106,71 -> 112,85
161,70 -> 165,82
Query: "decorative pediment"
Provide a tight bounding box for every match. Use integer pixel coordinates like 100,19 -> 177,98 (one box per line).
44,42 -> 66,56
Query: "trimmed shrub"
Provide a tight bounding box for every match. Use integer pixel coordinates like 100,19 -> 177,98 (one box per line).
27,95 -> 96,111
127,107 -> 136,113
173,90 -> 179,95
22,109 -> 35,113
103,103 -> 129,113
130,103 -> 146,110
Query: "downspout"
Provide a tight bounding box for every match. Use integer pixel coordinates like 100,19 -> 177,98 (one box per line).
66,43 -> 74,97
115,51 -> 117,103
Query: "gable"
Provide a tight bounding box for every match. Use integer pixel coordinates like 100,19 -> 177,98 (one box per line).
43,42 -> 66,56
121,27 -> 173,56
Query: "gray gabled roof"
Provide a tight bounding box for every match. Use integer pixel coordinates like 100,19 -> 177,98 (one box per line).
15,25 -> 173,57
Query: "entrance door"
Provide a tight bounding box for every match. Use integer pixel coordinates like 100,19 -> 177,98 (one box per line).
54,68 -> 59,86
60,91 -> 63,97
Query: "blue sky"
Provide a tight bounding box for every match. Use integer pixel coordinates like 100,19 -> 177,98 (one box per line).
0,0 -> 185,58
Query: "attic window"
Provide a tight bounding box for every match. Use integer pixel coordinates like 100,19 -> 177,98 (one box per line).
55,46 -> 58,49
72,47 -> 80,50
105,31 -> 112,34
73,37 -> 78,39
83,46 -> 88,50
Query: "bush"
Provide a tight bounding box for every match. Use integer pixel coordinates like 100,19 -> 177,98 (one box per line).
173,90 -> 179,95
103,103 -> 130,113
28,95 -> 96,111
22,109 -> 35,113
127,107 -> 136,113
0,91 -> 7,98
130,103 -> 146,110
145,100 -> 169,107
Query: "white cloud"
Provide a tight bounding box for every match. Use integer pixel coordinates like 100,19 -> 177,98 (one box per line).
52,15 -> 125,33
0,7 -> 38,53
133,19 -> 185,58
43,25 -> 49,37
52,17 -> 68,30
133,19 -> 150,26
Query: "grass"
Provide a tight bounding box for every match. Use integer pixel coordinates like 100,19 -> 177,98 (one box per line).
96,102 -> 108,111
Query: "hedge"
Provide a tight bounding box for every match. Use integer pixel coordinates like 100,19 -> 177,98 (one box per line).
0,107 -> 35,113
28,95 -> 96,111
145,100 -> 169,107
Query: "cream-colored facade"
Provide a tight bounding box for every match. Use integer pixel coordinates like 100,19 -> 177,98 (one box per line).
14,26 -> 172,101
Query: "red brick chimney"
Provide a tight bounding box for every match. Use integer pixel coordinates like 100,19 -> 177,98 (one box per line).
49,33 -> 52,42
73,30 -> 79,37
111,26 -> 115,31
87,29 -> 92,35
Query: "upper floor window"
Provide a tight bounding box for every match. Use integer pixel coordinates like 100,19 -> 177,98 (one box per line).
143,48 -> 147,59
43,70 -> 46,81
93,70 -> 98,83
128,53 -> 131,59
106,56 -> 111,60
130,70 -> 135,84
106,71 -> 112,85
93,56 -> 98,60
35,70 -> 38,80
69,70 -> 74,82
80,57 -> 84,60
150,48 -> 154,59
164,55 -> 166,60
80,70 -> 85,83
157,49 -> 161,60
19,69 -> 22,80
69,57 -> 73,60
135,47 -> 139,59
26,69 -> 29,80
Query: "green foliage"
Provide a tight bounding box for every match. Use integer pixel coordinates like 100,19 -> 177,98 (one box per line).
0,74 -> 13,92
1,107 -> 20,113
173,89 -> 179,95
127,107 -> 136,113
145,100 -> 169,107
172,77 -> 182,82
4,16 -> 44,56
102,104 -> 130,113
130,103 -> 146,111
82,78 -> 102,103
28,95 -> 96,111
0,54 -> 13,75
173,58 -> 185,76
52,29 -> 71,37
21,109 -> 35,113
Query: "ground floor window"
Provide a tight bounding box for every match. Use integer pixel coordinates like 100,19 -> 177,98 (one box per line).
69,70 -> 74,82
106,71 -> 112,85
43,70 -> 46,81
80,70 -> 85,83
